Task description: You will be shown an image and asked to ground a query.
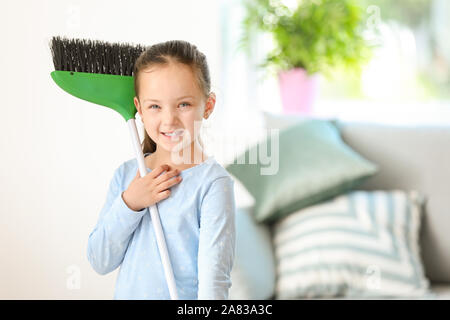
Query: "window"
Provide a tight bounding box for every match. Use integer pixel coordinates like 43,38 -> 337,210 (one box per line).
220,0 -> 450,125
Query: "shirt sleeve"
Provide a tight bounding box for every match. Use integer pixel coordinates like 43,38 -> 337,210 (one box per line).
197,176 -> 236,299
87,164 -> 147,275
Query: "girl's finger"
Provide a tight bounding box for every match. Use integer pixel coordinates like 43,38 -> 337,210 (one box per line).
155,168 -> 180,186
149,164 -> 170,179
156,189 -> 171,201
156,175 -> 182,192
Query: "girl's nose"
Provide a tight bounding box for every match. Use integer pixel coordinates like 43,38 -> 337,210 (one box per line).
162,107 -> 177,122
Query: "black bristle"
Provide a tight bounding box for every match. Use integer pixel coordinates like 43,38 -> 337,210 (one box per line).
49,36 -> 146,76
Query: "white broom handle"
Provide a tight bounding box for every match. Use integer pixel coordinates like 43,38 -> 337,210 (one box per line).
127,119 -> 179,300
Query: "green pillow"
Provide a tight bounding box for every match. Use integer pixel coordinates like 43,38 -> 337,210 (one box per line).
226,119 -> 378,224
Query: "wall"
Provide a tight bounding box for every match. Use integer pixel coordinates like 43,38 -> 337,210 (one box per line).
0,0 -> 227,299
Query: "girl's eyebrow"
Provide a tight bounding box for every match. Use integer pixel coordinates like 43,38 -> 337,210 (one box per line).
143,95 -> 195,103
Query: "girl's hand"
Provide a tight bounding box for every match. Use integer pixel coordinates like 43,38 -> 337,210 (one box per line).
122,164 -> 183,211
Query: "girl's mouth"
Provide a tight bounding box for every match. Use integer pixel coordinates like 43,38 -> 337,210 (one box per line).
161,129 -> 184,141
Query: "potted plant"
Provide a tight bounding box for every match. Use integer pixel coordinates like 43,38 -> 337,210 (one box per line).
241,0 -> 373,114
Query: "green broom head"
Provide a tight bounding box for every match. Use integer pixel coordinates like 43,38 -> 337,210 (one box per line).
49,36 -> 146,121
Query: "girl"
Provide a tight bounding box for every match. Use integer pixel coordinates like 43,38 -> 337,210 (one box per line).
87,40 -> 236,300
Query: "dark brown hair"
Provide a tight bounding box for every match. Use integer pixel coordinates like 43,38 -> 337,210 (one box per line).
133,40 -> 211,154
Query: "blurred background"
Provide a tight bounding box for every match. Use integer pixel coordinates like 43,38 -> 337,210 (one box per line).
0,0 -> 448,299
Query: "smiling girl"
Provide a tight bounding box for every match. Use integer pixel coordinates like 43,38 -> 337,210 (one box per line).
87,40 -> 236,300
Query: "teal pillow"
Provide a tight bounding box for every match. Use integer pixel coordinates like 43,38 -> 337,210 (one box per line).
226,119 -> 378,224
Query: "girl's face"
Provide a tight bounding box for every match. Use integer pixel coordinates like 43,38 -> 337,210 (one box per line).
134,61 -> 214,157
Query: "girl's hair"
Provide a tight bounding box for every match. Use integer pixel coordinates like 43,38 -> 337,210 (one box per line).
133,40 -> 211,154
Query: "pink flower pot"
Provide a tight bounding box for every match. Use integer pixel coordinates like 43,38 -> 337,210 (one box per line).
278,68 -> 319,114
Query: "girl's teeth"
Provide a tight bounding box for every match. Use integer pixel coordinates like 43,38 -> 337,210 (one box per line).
163,132 -> 182,139
163,130 -> 183,137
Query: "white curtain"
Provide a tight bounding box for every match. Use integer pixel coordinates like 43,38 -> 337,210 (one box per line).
207,0 -> 282,165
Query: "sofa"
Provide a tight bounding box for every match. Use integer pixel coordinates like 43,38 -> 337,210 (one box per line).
228,113 -> 450,299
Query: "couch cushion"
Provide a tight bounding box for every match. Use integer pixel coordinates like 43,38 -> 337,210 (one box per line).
272,190 -> 431,299
229,206 -> 276,300
337,122 -> 450,283
226,119 -> 378,224
262,111 -> 450,284
430,284 -> 450,299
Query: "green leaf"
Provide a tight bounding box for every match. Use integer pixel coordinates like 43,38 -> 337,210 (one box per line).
239,0 -> 375,77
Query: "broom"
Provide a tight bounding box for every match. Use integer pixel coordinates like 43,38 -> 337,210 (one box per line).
49,36 -> 179,299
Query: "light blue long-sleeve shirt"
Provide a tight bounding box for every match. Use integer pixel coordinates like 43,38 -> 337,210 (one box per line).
87,153 -> 236,299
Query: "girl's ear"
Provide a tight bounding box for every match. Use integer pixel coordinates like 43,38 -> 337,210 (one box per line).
134,97 -> 142,118
204,92 -> 216,119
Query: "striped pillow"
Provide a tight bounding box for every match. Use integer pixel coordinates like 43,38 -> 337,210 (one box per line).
272,190 -> 432,299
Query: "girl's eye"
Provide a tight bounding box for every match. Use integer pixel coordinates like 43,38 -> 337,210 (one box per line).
147,103 -> 190,109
